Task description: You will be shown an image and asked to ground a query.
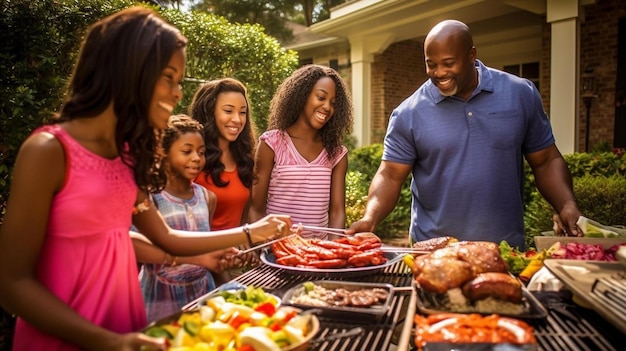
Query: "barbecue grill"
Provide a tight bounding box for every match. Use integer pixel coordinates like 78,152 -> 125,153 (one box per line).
185,260 -> 623,350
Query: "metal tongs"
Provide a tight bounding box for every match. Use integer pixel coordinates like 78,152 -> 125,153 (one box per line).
292,224 -> 429,254
291,224 -> 381,240
378,245 -> 431,255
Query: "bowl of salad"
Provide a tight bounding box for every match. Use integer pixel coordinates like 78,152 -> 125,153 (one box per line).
142,286 -> 319,351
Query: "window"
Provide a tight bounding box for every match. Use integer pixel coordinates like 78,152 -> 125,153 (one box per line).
503,62 -> 540,90
329,59 -> 339,71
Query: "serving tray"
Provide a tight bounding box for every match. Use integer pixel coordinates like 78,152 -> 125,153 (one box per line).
259,249 -> 403,277
413,280 -> 547,319
281,280 -> 394,318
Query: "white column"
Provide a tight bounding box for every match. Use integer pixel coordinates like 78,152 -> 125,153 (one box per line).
348,34 -> 395,147
547,0 -> 581,154
350,38 -> 373,147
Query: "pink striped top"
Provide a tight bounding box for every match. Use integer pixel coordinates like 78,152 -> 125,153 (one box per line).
261,130 -> 347,239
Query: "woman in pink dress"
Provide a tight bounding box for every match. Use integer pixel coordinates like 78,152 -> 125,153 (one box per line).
0,7 -> 291,351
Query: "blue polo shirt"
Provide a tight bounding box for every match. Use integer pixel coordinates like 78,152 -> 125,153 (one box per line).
383,59 -> 554,249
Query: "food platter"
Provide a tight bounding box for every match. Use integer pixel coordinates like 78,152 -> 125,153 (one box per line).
413,281 -> 547,319
141,298 -> 320,351
281,280 -> 394,318
259,250 -> 403,277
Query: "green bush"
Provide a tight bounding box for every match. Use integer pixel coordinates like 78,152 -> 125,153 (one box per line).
160,9 -> 298,133
523,174 -> 626,247
0,0 -> 136,218
346,143 -> 411,239
0,0 -> 298,219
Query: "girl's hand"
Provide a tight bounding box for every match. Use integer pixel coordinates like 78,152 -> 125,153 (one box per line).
248,214 -> 292,243
220,248 -> 260,270
195,248 -> 237,271
108,332 -> 166,351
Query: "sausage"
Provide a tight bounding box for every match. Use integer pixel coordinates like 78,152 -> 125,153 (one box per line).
461,272 -> 522,303
308,259 -> 348,269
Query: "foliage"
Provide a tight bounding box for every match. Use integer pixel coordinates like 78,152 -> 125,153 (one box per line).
189,0 -> 296,42
159,8 -> 299,133
189,0 -> 348,41
0,0 -> 298,219
562,152 -> 626,178
345,143 -> 411,239
523,174 -> 626,247
347,143 -> 383,175
0,0 -> 136,218
345,171 -> 368,227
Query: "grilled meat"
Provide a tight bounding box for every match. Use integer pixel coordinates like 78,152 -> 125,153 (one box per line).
413,241 -> 517,301
412,236 -> 458,251
416,257 -> 475,294
461,272 -> 523,303
450,241 -> 508,274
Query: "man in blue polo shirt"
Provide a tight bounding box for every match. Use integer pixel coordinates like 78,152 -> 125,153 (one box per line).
349,19 -> 581,249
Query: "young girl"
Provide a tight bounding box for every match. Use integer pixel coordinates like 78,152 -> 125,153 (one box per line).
0,7 -> 290,350
191,78 -> 255,231
132,114 -> 226,323
191,78 -> 259,279
249,64 -> 354,239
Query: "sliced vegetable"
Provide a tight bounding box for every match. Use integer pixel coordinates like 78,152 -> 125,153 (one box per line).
144,325 -> 173,339
302,281 -> 315,292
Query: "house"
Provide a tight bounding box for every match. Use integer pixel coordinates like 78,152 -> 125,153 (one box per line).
285,0 -> 626,154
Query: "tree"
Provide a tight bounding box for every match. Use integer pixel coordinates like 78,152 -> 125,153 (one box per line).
0,0 -> 298,219
190,0 -> 347,43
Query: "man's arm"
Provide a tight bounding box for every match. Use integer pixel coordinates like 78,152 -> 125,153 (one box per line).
525,144 -> 581,236
349,160 -> 413,233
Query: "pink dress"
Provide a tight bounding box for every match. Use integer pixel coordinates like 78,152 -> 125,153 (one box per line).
12,125 -> 146,350
261,130 -> 347,239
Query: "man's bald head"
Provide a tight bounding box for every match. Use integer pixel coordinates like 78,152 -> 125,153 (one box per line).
424,20 -> 474,52
423,20 -> 477,100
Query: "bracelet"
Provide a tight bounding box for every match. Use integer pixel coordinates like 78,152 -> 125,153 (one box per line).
243,223 -> 253,246
132,198 -> 151,215
163,253 -> 178,267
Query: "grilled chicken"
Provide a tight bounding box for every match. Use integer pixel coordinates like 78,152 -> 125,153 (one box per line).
413,241 -> 515,299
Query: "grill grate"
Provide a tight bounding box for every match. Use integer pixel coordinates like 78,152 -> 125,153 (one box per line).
533,306 -> 622,351
186,260 -> 623,350
233,261 -> 413,351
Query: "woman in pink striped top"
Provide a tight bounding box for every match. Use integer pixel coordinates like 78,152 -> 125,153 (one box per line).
250,65 -> 354,239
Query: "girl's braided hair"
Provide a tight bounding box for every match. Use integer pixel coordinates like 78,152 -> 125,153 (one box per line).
161,114 -> 203,154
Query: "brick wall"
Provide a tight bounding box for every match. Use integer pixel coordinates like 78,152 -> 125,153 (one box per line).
578,0 -> 625,150
371,39 -> 425,143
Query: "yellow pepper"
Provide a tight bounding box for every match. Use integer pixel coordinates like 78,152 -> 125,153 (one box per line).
518,250 -> 546,282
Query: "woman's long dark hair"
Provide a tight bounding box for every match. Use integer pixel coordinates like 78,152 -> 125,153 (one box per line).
188,78 -> 255,188
268,64 -> 353,160
56,6 -> 187,193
